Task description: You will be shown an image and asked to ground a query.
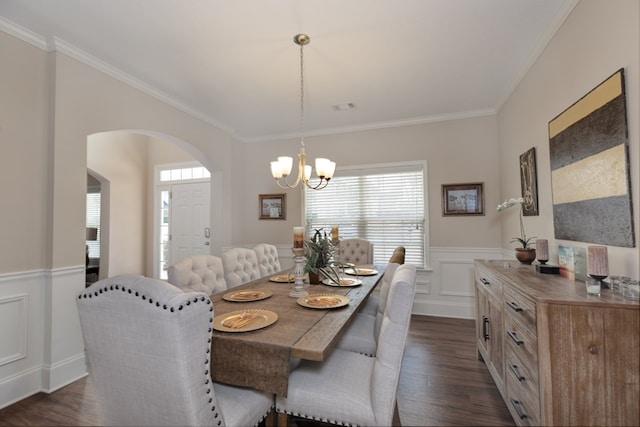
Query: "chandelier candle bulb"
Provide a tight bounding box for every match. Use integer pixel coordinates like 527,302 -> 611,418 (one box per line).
270,161 -> 283,179
588,246 -> 608,277
278,156 -> 293,176
536,239 -> 549,262
293,227 -> 305,248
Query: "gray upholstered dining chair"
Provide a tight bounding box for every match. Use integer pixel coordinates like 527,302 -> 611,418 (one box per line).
221,247 -> 261,288
337,238 -> 374,264
360,246 -> 406,317
275,264 -> 417,426
252,243 -> 281,277
167,254 -> 227,294
77,275 -> 274,427
334,261 -> 402,356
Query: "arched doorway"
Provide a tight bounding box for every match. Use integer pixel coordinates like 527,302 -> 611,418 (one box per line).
87,130 -> 212,278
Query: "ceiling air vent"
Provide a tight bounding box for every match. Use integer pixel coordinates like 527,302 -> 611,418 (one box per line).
332,102 -> 357,111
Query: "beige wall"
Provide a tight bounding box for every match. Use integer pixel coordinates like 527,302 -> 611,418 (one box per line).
0,31 -> 49,273
49,51 -> 235,271
497,0 -> 640,276
88,132 -> 149,277
236,115 -> 502,252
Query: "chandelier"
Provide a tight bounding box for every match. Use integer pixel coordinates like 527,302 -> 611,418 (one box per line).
270,34 -> 336,190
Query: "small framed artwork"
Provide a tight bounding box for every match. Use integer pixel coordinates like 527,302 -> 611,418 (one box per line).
259,193 -> 286,220
442,183 -> 484,216
520,147 -> 539,216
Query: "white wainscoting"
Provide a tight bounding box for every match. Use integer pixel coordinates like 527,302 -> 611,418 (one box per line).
0,293 -> 28,366
0,267 -> 88,410
414,247 -> 505,318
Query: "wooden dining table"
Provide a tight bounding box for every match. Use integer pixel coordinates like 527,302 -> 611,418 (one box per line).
209,265 -> 385,397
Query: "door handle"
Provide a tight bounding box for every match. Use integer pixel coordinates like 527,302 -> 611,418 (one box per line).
204,227 -> 211,238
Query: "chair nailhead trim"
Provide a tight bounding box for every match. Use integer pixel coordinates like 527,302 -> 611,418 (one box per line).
276,409 -> 357,427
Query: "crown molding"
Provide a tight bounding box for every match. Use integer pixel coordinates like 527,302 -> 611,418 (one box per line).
0,17 -> 234,135
0,15 -> 47,50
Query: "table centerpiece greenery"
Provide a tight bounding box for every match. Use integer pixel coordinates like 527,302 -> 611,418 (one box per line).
304,228 -> 342,284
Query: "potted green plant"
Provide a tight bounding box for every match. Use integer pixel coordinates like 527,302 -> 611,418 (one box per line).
304,229 -> 342,284
497,197 -> 536,264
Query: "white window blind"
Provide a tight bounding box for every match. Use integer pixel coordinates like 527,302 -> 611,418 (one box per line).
304,163 -> 425,266
86,192 -> 101,258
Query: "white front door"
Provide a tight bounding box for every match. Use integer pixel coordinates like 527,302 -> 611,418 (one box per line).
170,181 -> 211,265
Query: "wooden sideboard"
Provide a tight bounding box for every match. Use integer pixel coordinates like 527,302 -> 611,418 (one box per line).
475,260 -> 639,426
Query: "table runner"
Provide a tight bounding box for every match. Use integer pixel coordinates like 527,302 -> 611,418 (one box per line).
210,267 -> 383,396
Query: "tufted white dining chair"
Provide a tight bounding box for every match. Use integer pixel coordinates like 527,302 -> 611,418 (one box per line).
167,255 -> 227,295
275,264 -> 416,426
252,243 -> 281,277
221,247 -> 261,288
337,238 -> 374,264
77,275 -> 274,427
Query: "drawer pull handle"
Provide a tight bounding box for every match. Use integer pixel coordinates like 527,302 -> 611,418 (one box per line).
508,331 -> 524,345
510,399 -> 528,420
506,301 -> 523,312
509,363 -> 525,381
482,315 -> 490,341
480,278 -> 490,285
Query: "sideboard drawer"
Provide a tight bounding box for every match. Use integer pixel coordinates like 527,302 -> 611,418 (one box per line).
475,265 -> 505,301
505,344 -> 539,393
504,314 -> 538,371
504,285 -> 537,336
506,364 -> 541,427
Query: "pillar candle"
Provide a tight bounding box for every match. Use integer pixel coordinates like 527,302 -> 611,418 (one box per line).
331,226 -> 339,240
588,246 -> 608,276
536,239 -> 548,261
293,227 -> 305,248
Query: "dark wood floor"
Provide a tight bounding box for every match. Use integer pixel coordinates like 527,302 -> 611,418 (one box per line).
0,315 -> 514,427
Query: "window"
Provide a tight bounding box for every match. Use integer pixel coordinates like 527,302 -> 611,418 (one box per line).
304,162 -> 426,266
86,192 -> 101,258
160,166 -> 210,182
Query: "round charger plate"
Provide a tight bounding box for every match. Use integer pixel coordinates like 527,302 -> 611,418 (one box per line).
344,267 -> 378,276
213,309 -> 278,332
322,277 -> 362,287
297,293 -> 350,309
269,274 -> 296,283
222,289 -> 273,302
330,262 -> 355,269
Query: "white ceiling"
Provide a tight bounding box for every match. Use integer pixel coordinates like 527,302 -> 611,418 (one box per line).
0,0 -> 576,142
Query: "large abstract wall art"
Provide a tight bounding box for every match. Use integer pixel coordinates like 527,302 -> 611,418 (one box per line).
548,69 -> 635,247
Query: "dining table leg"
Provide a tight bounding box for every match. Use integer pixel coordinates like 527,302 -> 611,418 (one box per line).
264,409 -> 277,427
276,411 -> 289,427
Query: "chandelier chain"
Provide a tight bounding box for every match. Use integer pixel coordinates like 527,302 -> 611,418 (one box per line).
299,40 -> 305,145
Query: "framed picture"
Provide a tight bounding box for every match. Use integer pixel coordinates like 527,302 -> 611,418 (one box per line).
259,193 -> 286,220
442,183 -> 484,216
520,147 -> 539,216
